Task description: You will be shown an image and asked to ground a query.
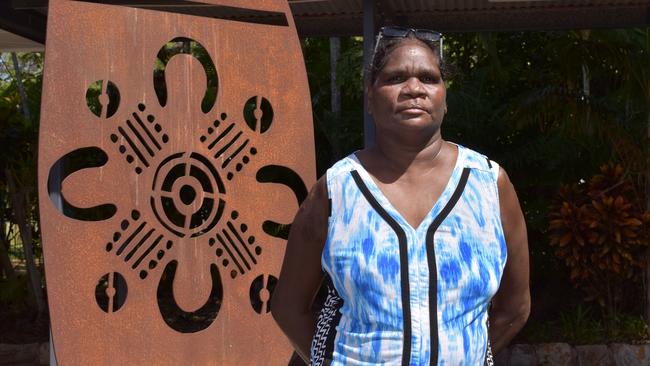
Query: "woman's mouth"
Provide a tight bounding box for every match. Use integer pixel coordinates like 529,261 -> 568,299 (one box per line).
399,106 -> 428,115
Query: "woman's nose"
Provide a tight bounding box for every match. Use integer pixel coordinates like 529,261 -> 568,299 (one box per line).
401,77 -> 426,98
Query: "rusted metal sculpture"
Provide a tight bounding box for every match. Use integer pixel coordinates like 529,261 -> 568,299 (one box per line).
38,1 -> 315,364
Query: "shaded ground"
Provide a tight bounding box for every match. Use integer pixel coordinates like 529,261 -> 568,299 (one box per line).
0,310 -> 48,344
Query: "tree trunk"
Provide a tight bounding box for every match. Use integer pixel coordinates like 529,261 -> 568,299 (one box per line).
645,84 -> 650,322
0,237 -> 15,280
6,168 -> 45,315
580,31 -> 592,135
329,37 -> 341,160
330,37 -> 341,117
7,54 -> 44,314
0,214 -> 15,279
11,53 -> 31,122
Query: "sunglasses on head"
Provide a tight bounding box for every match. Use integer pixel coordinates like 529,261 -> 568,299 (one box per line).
375,26 -> 444,60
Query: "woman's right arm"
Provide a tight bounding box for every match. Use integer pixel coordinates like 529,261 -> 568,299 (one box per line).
271,176 -> 329,363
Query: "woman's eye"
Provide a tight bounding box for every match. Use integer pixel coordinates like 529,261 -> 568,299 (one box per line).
387,75 -> 404,83
421,76 -> 438,83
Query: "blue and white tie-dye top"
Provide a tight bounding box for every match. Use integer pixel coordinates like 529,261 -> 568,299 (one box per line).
310,144 -> 508,366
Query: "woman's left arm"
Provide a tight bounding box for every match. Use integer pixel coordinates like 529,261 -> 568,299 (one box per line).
489,167 -> 531,354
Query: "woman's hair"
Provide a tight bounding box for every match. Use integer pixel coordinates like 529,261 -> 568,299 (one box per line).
368,34 -> 450,85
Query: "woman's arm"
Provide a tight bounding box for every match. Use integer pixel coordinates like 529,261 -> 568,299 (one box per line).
489,167 -> 531,354
271,176 -> 329,362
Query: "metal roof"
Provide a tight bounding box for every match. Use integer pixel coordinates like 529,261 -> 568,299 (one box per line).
0,28 -> 44,52
291,0 -> 650,36
0,0 -> 649,50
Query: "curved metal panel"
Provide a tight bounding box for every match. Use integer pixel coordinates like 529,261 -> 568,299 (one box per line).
38,1 -> 315,364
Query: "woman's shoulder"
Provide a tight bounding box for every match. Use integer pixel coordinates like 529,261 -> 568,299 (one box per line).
325,152 -> 360,180
450,142 -> 499,174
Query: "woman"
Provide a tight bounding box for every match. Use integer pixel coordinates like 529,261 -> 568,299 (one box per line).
272,27 -> 530,365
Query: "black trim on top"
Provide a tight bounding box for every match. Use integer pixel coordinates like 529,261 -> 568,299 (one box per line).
71,1 -> 289,26
425,167 -> 471,365
327,198 -> 332,217
486,158 -> 492,169
350,170 -> 411,366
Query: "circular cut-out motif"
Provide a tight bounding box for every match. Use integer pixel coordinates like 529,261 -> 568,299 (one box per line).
243,96 -> 273,134
151,152 -> 226,238
249,274 -> 278,314
95,272 -> 128,313
86,80 -> 120,118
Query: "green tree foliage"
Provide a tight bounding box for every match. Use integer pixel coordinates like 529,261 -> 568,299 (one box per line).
0,52 -> 44,317
441,30 -> 650,331
301,37 -> 364,175
301,29 -> 650,340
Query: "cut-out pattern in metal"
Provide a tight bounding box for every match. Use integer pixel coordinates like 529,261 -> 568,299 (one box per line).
201,113 -> 260,181
256,165 -> 309,240
39,1 -> 314,364
250,274 -> 277,314
95,272 -> 128,313
243,96 -> 274,134
86,79 -> 120,118
154,38 -> 218,114
210,210 -> 262,279
157,260 -> 223,333
47,146 -> 117,221
110,103 -> 169,174
150,152 -> 225,238
105,209 -> 173,280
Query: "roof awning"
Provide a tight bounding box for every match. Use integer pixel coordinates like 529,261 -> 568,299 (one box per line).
0,0 -> 649,50
0,28 -> 43,52
292,0 -> 650,36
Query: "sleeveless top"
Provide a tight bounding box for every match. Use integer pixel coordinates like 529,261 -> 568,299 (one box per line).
310,144 -> 508,366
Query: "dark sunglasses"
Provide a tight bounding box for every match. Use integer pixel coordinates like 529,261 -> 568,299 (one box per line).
375,26 -> 444,60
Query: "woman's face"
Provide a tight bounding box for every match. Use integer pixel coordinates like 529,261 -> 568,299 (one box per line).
369,40 -> 446,137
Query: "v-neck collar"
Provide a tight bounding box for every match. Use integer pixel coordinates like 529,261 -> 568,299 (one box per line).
349,144 -> 465,234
